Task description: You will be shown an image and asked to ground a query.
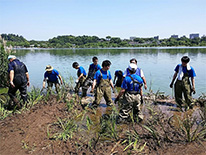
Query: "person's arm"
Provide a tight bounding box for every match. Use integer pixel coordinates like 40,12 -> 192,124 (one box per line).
91,79 -> 96,93
26,72 -> 30,86
191,77 -> 195,94
43,78 -> 47,88
115,89 -> 125,103
113,75 -> 116,84
78,73 -> 83,80
58,75 -> 63,85
142,76 -> 147,90
9,70 -> 15,88
170,72 -> 177,88
110,79 -> 114,89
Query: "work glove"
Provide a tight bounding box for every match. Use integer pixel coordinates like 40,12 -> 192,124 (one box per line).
114,97 -> 119,104
192,87 -> 196,94
169,82 -> 173,88
75,79 -> 79,84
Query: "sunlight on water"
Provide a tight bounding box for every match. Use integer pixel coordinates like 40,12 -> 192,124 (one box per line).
15,48 -> 206,97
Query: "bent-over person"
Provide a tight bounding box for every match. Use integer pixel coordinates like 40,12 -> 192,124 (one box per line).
43,65 -> 63,93
72,62 -> 87,96
8,55 -> 30,108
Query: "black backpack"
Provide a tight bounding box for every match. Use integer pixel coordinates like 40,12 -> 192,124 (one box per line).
13,61 -> 27,86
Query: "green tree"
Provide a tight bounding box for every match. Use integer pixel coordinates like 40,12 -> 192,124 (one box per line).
0,40 -> 9,87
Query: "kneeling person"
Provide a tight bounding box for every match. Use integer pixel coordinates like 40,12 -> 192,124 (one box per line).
43,65 -> 63,93
91,60 -> 114,107
115,63 -> 143,123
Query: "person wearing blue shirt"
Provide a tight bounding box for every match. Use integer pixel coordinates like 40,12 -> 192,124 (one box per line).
170,56 -> 196,109
82,57 -> 101,97
115,63 -> 143,123
72,62 -> 87,96
113,70 -> 123,87
91,60 -> 114,107
123,58 -> 147,104
7,55 -> 30,109
43,65 -> 63,93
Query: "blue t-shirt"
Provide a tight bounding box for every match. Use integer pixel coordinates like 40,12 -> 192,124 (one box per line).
121,74 -> 143,91
88,63 -> 101,77
174,64 -> 196,77
125,68 -> 142,77
77,66 -> 87,77
115,70 -> 123,79
8,59 -> 28,73
94,69 -> 112,85
44,69 -> 59,82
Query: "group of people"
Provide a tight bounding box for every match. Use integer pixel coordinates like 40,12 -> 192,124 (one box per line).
7,55 -> 196,123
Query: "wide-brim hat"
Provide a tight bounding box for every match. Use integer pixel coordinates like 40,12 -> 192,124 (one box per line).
45,65 -> 53,71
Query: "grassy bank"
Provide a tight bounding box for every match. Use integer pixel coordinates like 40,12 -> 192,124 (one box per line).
0,84 -> 206,154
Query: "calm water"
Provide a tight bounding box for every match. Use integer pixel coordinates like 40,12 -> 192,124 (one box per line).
14,47 -> 206,97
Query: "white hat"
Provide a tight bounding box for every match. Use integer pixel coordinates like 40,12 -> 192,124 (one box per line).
128,63 -> 137,72
8,55 -> 16,60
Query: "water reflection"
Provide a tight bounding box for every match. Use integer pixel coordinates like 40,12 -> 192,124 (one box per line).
14,48 -> 206,97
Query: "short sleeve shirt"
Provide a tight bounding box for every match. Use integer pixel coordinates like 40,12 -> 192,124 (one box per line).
44,69 -> 59,82
94,69 -> 112,85
174,64 -> 196,77
88,63 -> 101,77
121,74 -> 143,91
78,66 -> 87,77
115,70 -> 123,79
123,68 -> 144,78
8,59 -> 28,73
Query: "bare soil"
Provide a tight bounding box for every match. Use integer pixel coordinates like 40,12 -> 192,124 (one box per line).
0,94 -> 206,155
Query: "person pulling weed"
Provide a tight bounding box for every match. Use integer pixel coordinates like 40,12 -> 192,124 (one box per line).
43,65 -> 63,94
72,62 -> 87,96
82,56 -> 101,98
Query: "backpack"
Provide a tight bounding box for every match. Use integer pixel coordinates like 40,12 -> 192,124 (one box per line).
13,61 -> 27,86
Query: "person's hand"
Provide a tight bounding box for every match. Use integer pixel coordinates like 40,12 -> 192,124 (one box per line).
43,82 -> 46,89
75,79 -> 79,84
10,81 -> 15,88
170,82 -> 173,88
114,97 -> 119,104
112,88 -> 116,93
61,81 -> 63,85
90,88 -> 94,93
144,84 -> 147,90
27,81 -> 30,87
192,87 -> 196,94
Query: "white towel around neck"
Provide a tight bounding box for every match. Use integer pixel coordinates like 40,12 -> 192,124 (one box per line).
177,64 -> 191,80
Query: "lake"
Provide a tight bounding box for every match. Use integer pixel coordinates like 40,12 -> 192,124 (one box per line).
14,47 -> 206,98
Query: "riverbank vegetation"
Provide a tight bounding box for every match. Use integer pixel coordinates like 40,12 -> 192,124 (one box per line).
0,82 -> 206,154
1,33 -> 206,48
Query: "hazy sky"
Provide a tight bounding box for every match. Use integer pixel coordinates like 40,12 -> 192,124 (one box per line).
0,0 -> 205,40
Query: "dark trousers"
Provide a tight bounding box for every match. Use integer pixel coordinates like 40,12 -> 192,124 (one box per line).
8,83 -> 28,104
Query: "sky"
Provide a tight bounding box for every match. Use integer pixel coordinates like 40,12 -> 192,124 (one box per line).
0,0 -> 206,41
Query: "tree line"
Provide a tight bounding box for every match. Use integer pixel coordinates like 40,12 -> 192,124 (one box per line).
1,33 -> 206,48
